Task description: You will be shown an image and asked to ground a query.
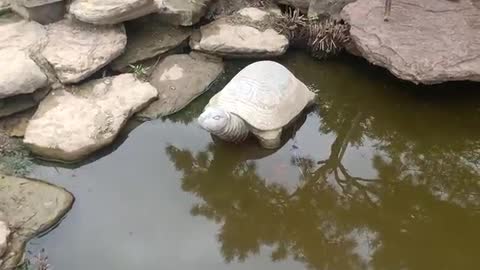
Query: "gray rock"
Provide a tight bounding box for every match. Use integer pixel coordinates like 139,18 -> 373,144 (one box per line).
0,49 -> 48,99
0,0 -> 10,14
0,88 -> 49,118
0,13 -> 46,52
308,0 -> 356,20
0,174 -> 74,269
275,0 -> 310,11
0,214 -> 8,259
42,18 -> 126,84
111,14 -> 192,71
137,52 -> 224,119
190,7 -> 289,58
24,74 -> 157,162
341,0 -> 480,84
157,0 -> 212,26
69,0 -> 156,25
9,0 -> 66,24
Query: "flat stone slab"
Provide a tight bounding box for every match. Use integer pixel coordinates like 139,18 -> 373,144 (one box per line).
0,13 -> 46,52
341,0 -> 480,84
190,7 -> 288,57
0,174 -> 74,269
70,0 -> 156,24
0,49 -> 48,99
42,18 -> 126,84
157,0 -> 212,26
137,52 -> 224,119
24,74 -> 157,162
111,14 -> 191,71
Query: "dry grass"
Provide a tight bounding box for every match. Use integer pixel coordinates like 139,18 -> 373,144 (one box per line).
278,8 -> 351,59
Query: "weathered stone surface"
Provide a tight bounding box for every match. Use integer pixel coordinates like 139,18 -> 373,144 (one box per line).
24,74 -> 157,162
0,174 -> 74,269
308,0 -> 356,19
42,18 -> 126,84
157,0 -> 211,26
190,7 -> 288,57
69,0 -> 156,25
0,49 -> 47,99
0,214 -> 8,258
0,88 -> 49,118
0,13 -> 46,52
341,0 -> 480,84
138,52 -> 224,119
111,14 -> 191,71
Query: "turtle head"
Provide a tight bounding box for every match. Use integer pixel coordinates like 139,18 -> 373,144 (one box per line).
198,107 -> 230,134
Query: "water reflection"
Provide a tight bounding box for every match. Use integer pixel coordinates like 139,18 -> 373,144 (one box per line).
30,51 -> 480,270
167,52 -> 480,270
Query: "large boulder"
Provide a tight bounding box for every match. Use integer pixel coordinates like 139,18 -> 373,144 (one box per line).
157,0 -> 212,26
69,0 -> 156,25
341,0 -> 480,84
24,74 -> 157,162
111,14 -> 192,71
0,174 -> 74,269
42,18 -> 126,84
0,49 -> 47,99
137,52 -> 224,120
190,7 -> 288,58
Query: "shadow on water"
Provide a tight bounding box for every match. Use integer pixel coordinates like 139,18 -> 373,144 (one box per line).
30,50 -> 480,270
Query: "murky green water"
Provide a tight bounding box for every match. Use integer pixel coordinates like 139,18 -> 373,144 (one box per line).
29,51 -> 480,270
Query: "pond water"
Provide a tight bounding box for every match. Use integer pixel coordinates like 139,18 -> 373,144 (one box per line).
28,51 -> 480,270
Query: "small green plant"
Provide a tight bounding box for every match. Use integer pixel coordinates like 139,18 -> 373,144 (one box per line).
129,64 -> 149,80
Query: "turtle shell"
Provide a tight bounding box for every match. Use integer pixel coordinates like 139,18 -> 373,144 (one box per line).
206,61 -> 315,131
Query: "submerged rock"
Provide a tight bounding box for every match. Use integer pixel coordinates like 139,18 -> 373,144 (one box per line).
42,18 -> 126,84
341,0 -> 480,84
0,174 -> 74,269
0,109 -> 34,137
137,52 -> 224,120
69,0 -> 156,25
0,49 -> 47,99
24,74 -> 157,162
0,214 -> 8,259
190,7 -> 288,57
111,14 -> 192,71
157,0 -> 212,26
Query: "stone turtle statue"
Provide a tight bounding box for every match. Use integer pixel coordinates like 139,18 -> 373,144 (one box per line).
198,61 -> 315,149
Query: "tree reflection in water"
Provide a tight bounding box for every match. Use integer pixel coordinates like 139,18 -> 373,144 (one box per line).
166,53 -> 480,270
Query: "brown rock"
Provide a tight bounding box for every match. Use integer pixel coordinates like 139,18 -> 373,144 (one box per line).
341,0 -> 480,84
